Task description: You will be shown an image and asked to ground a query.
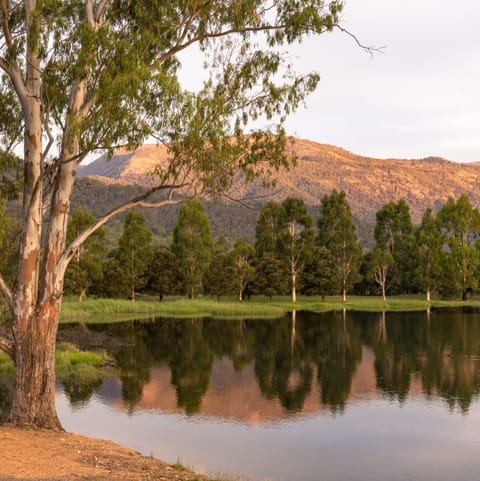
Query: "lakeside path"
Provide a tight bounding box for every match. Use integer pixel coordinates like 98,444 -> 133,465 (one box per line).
0,427 -> 210,481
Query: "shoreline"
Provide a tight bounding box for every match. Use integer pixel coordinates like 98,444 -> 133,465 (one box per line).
59,295 -> 480,324
0,425 -> 214,481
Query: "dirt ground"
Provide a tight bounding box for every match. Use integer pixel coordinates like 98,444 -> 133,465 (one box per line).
0,426 -> 210,481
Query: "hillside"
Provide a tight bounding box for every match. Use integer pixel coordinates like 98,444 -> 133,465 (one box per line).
77,139 -> 480,245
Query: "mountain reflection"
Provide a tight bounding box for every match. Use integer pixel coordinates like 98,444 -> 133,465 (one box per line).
57,309 -> 480,419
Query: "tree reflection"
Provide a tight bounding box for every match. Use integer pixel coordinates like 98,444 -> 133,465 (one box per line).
55,308 -> 480,416
366,309 -> 480,412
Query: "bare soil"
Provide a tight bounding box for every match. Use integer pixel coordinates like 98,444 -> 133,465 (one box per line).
0,427 -> 210,481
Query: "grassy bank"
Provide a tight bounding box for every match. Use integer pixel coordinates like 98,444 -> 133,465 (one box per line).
0,343 -> 114,384
60,297 -> 286,323
59,294 -> 480,324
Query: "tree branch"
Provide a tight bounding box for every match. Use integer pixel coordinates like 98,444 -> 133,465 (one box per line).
0,0 -> 13,49
158,23 -> 287,65
0,271 -> 14,315
0,334 -> 14,359
333,24 -> 386,55
55,182 -> 191,279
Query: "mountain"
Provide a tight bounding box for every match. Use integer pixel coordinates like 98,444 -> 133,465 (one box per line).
76,138 -> 480,245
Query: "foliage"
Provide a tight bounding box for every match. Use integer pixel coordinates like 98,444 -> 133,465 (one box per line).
253,251 -> 289,300
367,247 -> 394,300
373,199 -> 414,293
95,255 -> 131,299
437,195 -> 480,300
254,199 -> 314,302
231,237 -> 256,302
64,208 -> 106,301
116,209 -> 154,301
0,200 -> 20,287
278,197 -> 315,302
172,200 -> 213,299
414,208 -> 445,300
301,246 -> 339,296
255,201 -> 285,258
146,245 -> 183,300
317,189 -> 362,300
203,237 -> 236,301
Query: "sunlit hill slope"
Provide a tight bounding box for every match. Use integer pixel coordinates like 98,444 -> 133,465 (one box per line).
77,138 -> 480,244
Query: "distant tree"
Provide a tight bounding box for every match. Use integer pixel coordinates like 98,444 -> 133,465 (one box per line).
437,195 -> 480,300
301,246 -> 338,296
368,248 -> 394,301
64,209 -> 105,301
254,201 -> 285,258
116,210 -> 153,301
373,199 -> 414,293
146,246 -> 182,301
172,200 -> 213,299
203,237 -> 236,301
253,252 -> 288,301
97,256 -> 131,299
278,198 -> 315,303
231,238 -> 256,302
317,190 -> 362,301
414,208 -> 445,302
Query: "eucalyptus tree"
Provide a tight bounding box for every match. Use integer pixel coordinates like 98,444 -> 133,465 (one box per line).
437,195 -> 480,300
279,197 -> 315,303
172,199 -> 213,299
373,199 -> 414,294
203,236 -> 235,301
254,201 -> 285,258
317,190 -> 362,301
146,245 -> 182,301
254,252 -> 288,301
0,0 -> 360,428
64,208 -> 105,301
116,209 -> 153,301
414,208 -> 444,302
368,247 -> 394,301
231,237 -> 256,302
254,201 -> 287,299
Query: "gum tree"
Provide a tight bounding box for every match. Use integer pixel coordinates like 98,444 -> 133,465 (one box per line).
0,1 -> 359,429
317,190 -> 361,302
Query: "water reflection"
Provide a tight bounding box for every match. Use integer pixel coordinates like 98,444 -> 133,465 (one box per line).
56,308 -> 480,417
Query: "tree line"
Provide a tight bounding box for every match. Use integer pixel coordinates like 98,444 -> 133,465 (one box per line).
15,191 -> 470,302
2,191 -> 478,303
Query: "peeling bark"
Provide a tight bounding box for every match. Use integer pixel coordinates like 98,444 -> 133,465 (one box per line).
8,303 -> 62,430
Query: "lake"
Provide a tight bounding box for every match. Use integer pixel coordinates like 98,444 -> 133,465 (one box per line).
56,309 -> 480,481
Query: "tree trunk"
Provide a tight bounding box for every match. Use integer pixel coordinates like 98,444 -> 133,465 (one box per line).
342,281 -> 347,303
426,288 -> 431,302
8,305 -> 62,430
78,287 -> 87,302
382,284 -> 386,301
291,271 -> 297,304
462,288 -> 467,301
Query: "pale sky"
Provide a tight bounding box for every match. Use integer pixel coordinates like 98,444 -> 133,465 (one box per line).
281,0 -> 480,163
180,1 -> 480,163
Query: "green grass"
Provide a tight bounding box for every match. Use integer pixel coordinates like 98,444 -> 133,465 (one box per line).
55,342 -> 115,384
59,294 -> 480,324
60,296 -> 285,323
0,342 -> 115,383
0,353 -> 13,374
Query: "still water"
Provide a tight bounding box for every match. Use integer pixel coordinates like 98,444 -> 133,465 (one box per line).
56,310 -> 480,481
